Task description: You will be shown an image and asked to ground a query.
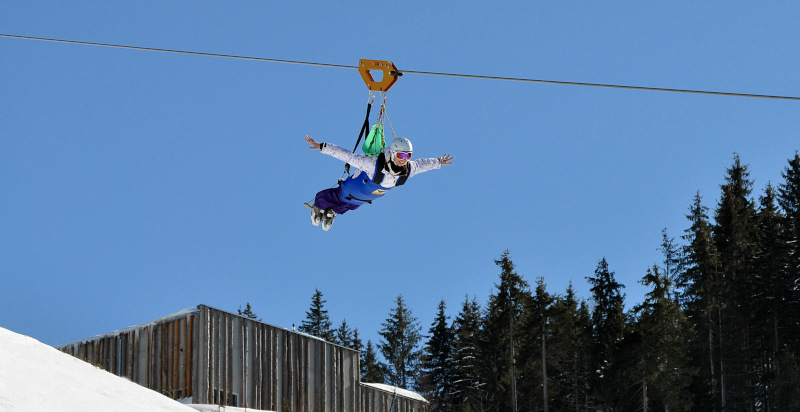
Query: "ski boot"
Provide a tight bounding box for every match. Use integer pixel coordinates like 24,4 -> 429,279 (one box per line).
310,205 -> 323,226
321,208 -> 336,231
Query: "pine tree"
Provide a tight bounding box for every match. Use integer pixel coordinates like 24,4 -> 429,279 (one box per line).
481,250 -> 530,411
517,277 -> 553,411
713,154 -> 758,410
448,295 -> 485,412
680,191 -> 721,411
679,192 -> 719,310
633,266 -> 695,411
421,299 -> 454,411
334,319 -> 354,348
378,294 -> 423,390
237,302 -> 261,321
659,227 -> 685,302
361,340 -> 385,383
773,152 -> 800,409
299,288 -> 333,341
351,328 -> 364,353
548,284 -> 592,411
752,183 -> 792,410
586,257 -> 626,410
778,152 -> 800,349
778,152 -> 800,268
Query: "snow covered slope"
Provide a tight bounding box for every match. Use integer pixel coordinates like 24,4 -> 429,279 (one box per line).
0,326 -> 199,412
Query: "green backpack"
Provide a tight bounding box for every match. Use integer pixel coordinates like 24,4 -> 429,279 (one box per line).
362,123 -> 385,156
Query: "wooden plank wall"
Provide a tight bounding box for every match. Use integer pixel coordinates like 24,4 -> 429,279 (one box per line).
59,313 -> 195,400
59,305 -> 429,412
194,305 -> 365,412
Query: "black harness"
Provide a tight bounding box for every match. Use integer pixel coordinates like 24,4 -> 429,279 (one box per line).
373,154 -> 410,187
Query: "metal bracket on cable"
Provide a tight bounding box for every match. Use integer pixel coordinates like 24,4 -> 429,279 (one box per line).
358,59 -> 401,92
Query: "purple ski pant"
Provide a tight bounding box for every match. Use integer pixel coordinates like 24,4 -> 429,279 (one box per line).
313,187 -> 361,215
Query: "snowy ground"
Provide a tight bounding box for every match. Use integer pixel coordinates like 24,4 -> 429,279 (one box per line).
188,406 -> 271,412
0,326 -> 271,412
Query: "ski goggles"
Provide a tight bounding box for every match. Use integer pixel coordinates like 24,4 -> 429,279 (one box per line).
395,152 -> 412,160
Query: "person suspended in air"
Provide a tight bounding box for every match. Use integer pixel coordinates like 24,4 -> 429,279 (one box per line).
304,134 -> 454,230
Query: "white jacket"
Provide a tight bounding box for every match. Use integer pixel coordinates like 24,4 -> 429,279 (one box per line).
320,143 -> 442,188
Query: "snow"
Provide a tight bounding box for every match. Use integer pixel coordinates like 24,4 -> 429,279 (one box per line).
360,382 -> 429,403
188,405 -> 273,412
0,326 -> 273,412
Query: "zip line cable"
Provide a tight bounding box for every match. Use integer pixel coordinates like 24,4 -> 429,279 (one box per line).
0,34 -> 355,70
3,33 -> 800,102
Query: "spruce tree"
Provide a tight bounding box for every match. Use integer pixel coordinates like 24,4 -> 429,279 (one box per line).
334,319 -> 354,348
713,154 -> 758,410
421,299 -> 454,411
586,257 -> 626,410
778,152 -> 800,268
680,191 -> 721,411
448,295 -> 484,411
752,183 -> 792,410
517,278 -> 553,411
659,228 -> 685,302
361,340 -> 385,383
237,302 -> 261,321
378,294 -> 423,390
548,284 -> 592,411
633,266 -> 695,411
298,288 -> 333,341
481,250 -> 530,411
679,192 -> 718,310
351,328 -> 363,353
774,152 -> 800,408
778,152 -> 800,348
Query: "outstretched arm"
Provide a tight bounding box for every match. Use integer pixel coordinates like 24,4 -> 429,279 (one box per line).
407,153 -> 455,178
304,134 -> 378,176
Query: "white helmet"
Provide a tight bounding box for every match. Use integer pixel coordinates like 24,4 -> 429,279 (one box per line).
388,137 -> 412,158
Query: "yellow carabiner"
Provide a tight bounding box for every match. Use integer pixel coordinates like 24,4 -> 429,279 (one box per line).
358,59 -> 401,92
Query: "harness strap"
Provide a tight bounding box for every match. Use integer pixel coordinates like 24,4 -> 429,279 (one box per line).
397,173 -> 409,186
345,101 -> 373,175
345,194 -> 373,204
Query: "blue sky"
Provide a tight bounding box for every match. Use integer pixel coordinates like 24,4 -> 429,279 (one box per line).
2,2 -> 799,350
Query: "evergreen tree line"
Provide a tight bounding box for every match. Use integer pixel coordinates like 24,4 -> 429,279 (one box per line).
412,153 -> 800,412
263,152 -> 800,411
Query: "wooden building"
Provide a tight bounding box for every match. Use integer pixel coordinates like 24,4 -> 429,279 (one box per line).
59,305 -> 428,412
